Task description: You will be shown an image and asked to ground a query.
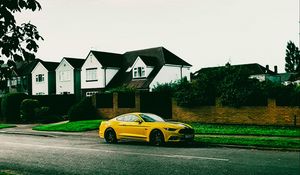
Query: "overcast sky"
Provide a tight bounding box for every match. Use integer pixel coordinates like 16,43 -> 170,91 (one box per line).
15,0 -> 299,73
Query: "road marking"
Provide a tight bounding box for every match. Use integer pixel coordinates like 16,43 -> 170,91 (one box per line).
2,141 -> 229,162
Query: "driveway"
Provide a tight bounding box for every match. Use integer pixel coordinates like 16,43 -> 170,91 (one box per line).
0,127 -> 299,175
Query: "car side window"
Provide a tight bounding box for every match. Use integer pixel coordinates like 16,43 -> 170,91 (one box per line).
116,115 -> 126,121
123,114 -> 140,122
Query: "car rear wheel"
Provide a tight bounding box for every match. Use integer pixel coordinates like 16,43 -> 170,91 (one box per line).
150,129 -> 165,146
104,128 -> 117,144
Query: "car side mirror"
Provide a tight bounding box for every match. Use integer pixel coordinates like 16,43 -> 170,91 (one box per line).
136,119 -> 143,124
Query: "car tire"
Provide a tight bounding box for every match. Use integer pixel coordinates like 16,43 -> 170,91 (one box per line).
104,128 -> 117,144
150,129 -> 165,146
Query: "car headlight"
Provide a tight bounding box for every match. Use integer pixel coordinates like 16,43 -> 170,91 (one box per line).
164,128 -> 177,131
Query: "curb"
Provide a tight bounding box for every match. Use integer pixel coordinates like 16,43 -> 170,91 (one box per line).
0,131 -> 55,137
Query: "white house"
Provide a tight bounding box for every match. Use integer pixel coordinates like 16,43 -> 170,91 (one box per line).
31,61 -> 59,95
56,57 -> 84,97
81,47 -> 192,96
81,51 -> 122,96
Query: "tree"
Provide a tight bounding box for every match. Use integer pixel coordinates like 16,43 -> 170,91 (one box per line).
285,41 -> 300,73
0,0 -> 43,63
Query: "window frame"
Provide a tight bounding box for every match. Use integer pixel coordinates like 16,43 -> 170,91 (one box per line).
86,68 -> 97,82
59,70 -> 71,82
133,66 -> 146,78
35,74 -> 45,83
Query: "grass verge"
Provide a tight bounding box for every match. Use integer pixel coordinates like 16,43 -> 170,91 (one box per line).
0,124 -> 15,129
195,135 -> 300,149
32,120 -> 101,132
190,123 -> 300,137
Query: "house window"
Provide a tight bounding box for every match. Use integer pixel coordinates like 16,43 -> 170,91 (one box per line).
59,70 -> 71,82
133,67 -> 145,78
10,78 -> 17,86
86,68 -> 97,81
36,74 -> 44,82
17,77 -> 21,85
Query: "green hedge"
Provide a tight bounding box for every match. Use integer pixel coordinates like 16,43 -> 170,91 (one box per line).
20,99 -> 41,122
68,97 -> 98,121
1,93 -> 28,123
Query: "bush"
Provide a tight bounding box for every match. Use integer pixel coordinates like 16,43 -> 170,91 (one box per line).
152,82 -> 176,95
1,93 -> 28,123
68,97 -> 98,121
20,99 -> 41,122
105,86 -> 136,93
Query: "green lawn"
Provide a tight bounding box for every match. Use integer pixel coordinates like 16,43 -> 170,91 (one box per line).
195,135 -> 300,149
0,170 -> 18,175
190,123 -> 300,137
0,124 -> 15,129
32,120 -> 102,132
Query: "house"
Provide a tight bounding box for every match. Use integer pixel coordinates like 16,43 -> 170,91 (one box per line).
0,64 -> 17,95
193,63 -> 277,82
31,60 -> 59,95
55,57 -> 85,98
81,51 -> 123,97
81,47 -> 192,96
107,47 -> 192,90
6,60 -> 40,95
276,73 -> 300,85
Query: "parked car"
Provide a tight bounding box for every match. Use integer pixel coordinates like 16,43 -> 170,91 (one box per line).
99,112 -> 194,146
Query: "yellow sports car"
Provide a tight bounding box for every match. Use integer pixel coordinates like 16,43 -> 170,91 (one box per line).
99,112 -> 194,145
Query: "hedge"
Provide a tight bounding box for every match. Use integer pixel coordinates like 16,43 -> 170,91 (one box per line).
68,97 -> 97,121
1,93 -> 28,123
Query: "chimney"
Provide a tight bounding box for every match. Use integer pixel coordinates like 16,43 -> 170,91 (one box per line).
274,66 -> 278,74
266,65 -> 269,73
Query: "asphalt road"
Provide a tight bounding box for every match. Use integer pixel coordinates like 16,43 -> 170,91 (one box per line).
0,132 -> 299,175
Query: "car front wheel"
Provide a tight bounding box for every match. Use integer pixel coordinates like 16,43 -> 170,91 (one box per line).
150,129 -> 165,146
104,128 -> 117,144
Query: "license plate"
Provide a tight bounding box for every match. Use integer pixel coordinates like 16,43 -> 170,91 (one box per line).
185,134 -> 193,139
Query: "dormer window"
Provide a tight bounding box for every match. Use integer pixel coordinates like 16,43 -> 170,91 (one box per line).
133,67 -> 145,78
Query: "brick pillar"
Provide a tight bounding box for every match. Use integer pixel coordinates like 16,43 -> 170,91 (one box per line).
91,94 -> 96,107
135,92 -> 140,111
268,99 -> 276,108
113,92 -> 118,111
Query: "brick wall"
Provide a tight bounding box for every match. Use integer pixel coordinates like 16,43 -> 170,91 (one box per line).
92,93 -> 141,119
172,99 -> 300,126
93,92 -> 300,126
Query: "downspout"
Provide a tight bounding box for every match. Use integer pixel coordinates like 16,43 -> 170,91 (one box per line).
180,65 -> 183,80
104,68 -> 106,87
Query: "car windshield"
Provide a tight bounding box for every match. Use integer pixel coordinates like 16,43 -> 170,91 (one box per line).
140,113 -> 165,122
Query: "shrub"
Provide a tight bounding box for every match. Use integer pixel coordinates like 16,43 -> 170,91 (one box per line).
152,82 -> 176,95
105,86 -> 136,93
20,99 -> 41,122
173,78 -> 197,107
68,97 -> 97,121
1,93 -> 28,123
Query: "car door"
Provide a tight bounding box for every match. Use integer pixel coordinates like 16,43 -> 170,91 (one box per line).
118,114 -> 148,140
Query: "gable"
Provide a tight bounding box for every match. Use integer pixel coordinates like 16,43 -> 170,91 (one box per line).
56,58 -> 74,71
32,62 -> 48,75
132,57 -> 147,69
83,52 -> 103,69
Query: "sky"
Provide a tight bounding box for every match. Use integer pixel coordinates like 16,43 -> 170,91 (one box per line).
15,0 -> 299,73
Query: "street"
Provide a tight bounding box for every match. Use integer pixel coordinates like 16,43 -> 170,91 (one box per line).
0,132 -> 299,175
